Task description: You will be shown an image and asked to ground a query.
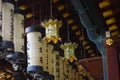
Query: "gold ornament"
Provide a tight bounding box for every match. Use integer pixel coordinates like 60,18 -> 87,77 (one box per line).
41,18 -> 62,44
106,38 -> 113,46
60,42 -> 78,62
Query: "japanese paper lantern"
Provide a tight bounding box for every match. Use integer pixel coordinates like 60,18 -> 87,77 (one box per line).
1,0 -> 14,52
25,26 -> 43,75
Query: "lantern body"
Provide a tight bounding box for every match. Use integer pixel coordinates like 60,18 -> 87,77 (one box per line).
59,56 -> 64,80
2,2 -> 14,41
0,0 -> 2,36
53,51 -> 60,80
25,26 -> 43,74
60,42 -> 78,62
41,39 -> 50,77
41,19 -> 62,44
14,13 -> 24,53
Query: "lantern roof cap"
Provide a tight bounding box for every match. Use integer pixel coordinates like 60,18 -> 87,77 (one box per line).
25,26 -> 42,34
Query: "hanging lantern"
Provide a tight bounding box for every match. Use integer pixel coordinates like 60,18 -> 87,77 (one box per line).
53,51 -> 60,80
60,42 -> 78,62
41,18 -> 62,44
14,8 -> 25,53
59,56 -> 64,80
47,44 -> 54,80
25,26 -> 43,77
2,0 -> 14,42
0,0 -> 2,36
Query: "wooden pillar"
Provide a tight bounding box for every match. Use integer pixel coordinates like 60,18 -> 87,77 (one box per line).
105,36 -> 120,80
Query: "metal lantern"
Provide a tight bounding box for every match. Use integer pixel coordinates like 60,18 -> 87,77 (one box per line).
25,26 -> 43,77
41,18 -> 62,44
60,42 -> 78,62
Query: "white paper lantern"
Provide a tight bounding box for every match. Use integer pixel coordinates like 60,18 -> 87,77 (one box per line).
53,51 -> 60,80
2,1 -> 14,41
1,1 -> 14,52
25,26 -> 43,74
0,0 -> 2,36
59,56 -> 64,80
47,44 -> 54,79
14,11 -> 24,53
0,0 -> 2,48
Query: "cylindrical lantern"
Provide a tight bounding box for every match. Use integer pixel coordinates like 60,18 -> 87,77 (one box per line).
2,0 -> 14,41
47,44 -> 54,79
0,0 -> 2,51
63,61 -> 69,79
41,39 -> 50,78
53,51 -> 60,80
0,36 -> 2,54
68,65 -> 72,80
25,26 -> 43,75
48,44 -> 53,74
59,56 -> 64,80
14,8 -> 24,53
0,0 -> 2,36
6,8 -> 26,65
41,18 -> 62,44
1,0 -> 14,52
60,42 -> 78,62
71,69 -> 76,80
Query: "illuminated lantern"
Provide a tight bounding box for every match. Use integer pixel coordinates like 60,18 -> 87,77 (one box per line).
60,42 -> 78,62
25,26 -> 43,76
41,18 -> 62,44
2,0 -> 14,42
0,0 -> 2,35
